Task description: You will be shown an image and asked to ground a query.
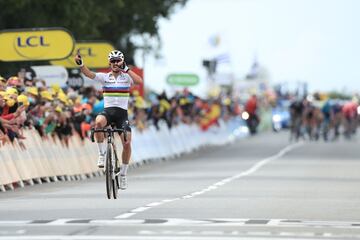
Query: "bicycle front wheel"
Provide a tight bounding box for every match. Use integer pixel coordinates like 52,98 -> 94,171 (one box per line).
112,145 -> 119,199
105,144 -> 113,199
112,175 -> 119,199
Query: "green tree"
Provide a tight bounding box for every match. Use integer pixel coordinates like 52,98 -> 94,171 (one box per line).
0,0 -> 187,76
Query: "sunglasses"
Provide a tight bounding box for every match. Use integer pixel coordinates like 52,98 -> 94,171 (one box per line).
110,59 -> 122,64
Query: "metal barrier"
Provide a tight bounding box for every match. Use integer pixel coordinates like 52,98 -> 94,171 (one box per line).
0,119 -> 248,192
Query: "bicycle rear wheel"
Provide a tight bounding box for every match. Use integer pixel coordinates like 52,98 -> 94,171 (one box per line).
105,144 -> 113,199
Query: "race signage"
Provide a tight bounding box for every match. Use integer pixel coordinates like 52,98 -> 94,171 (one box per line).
0,28 -> 75,61
166,73 -> 200,86
51,42 -> 115,68
31,65 -> 69,86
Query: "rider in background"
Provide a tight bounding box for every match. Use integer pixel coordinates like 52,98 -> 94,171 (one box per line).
244,94 -> 259,135
303,97 -> 317,140
342,100 -> 358,139
289,97 -> 304,140
75,50 -> 142,190
321,99 -> 333,141
331,100 -> 342,140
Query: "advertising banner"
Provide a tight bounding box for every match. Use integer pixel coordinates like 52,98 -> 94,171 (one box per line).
31,65 -> 68,86
166,73 -> 199,86
0,28 -> 74,61
51,42 -> 114,68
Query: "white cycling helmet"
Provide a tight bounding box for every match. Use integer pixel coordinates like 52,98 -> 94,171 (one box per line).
108,50 -> 124,61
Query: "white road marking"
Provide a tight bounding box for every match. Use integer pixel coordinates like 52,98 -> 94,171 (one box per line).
181,195 -> 193,199
0,221 -> 31,225
0,236 -> 267,240
47,219 -> 78,225
137,229 -> 360,238
146,202 -> 163,207
0,229 -> 26,235
0,236 -> 345,240
91,219 -> 143,225
110,212 -> 136,219
212,218 -> 249,222
1,218 -> 360,229
114,142 -> 303,219
132,207 -> 150,213
2,229 -> 356,240
162,219 -> 209,226
267,219 -> 283,226
323,232 -> 333,237
162,198 -> 179,203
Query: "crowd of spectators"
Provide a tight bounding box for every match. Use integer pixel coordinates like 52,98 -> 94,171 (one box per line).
0,69 -> 243,149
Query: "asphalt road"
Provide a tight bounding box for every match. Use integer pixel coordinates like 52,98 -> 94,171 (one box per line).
1,131 -> 360,240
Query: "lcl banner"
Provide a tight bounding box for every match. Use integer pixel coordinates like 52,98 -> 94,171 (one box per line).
51,42 -> 115,68
0,28 -> 75,61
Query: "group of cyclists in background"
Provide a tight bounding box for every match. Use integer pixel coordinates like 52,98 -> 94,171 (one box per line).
288,95 -> 359,141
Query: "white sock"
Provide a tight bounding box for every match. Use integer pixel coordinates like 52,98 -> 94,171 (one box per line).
97,142 -> 106,155
120,164 -> 129,176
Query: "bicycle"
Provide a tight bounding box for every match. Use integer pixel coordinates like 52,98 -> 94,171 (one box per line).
90,122 -> 129,199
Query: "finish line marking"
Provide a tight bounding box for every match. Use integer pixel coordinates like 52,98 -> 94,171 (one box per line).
0,235 -> 341,240
2,230 -> 360,240
0,218 -> 360,228
115,142 -> 303,219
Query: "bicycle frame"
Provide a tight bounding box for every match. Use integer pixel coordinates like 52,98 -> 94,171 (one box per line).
90,122 -> 129,199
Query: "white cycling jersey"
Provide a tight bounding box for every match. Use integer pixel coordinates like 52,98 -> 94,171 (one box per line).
94,72 -> 134,110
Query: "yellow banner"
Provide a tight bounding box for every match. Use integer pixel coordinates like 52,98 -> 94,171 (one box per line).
0,28 -> 74,62
51,42 -> 115,68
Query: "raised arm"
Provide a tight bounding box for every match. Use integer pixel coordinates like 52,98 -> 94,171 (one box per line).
120,62 -> 143,85
74,52 -> 96,79
127,69 -> 143,85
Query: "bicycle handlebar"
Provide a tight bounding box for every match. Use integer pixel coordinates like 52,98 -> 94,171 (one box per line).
90,126 -> 128,143
91,128 -> 125,133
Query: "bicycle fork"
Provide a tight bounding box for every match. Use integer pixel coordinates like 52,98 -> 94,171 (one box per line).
112,143 -> 121,186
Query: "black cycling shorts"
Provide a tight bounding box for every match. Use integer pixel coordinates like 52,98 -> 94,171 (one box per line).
98,107 -> 131,132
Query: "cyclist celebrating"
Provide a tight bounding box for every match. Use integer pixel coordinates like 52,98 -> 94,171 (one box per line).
74,50 -> 142,190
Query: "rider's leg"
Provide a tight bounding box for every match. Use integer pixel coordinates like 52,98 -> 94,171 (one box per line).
95,115 -> 107,158
117,131 -> 132,190
120,131 -> 132,176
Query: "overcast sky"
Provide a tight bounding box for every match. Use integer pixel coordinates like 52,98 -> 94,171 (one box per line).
138,0 -> 360,95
